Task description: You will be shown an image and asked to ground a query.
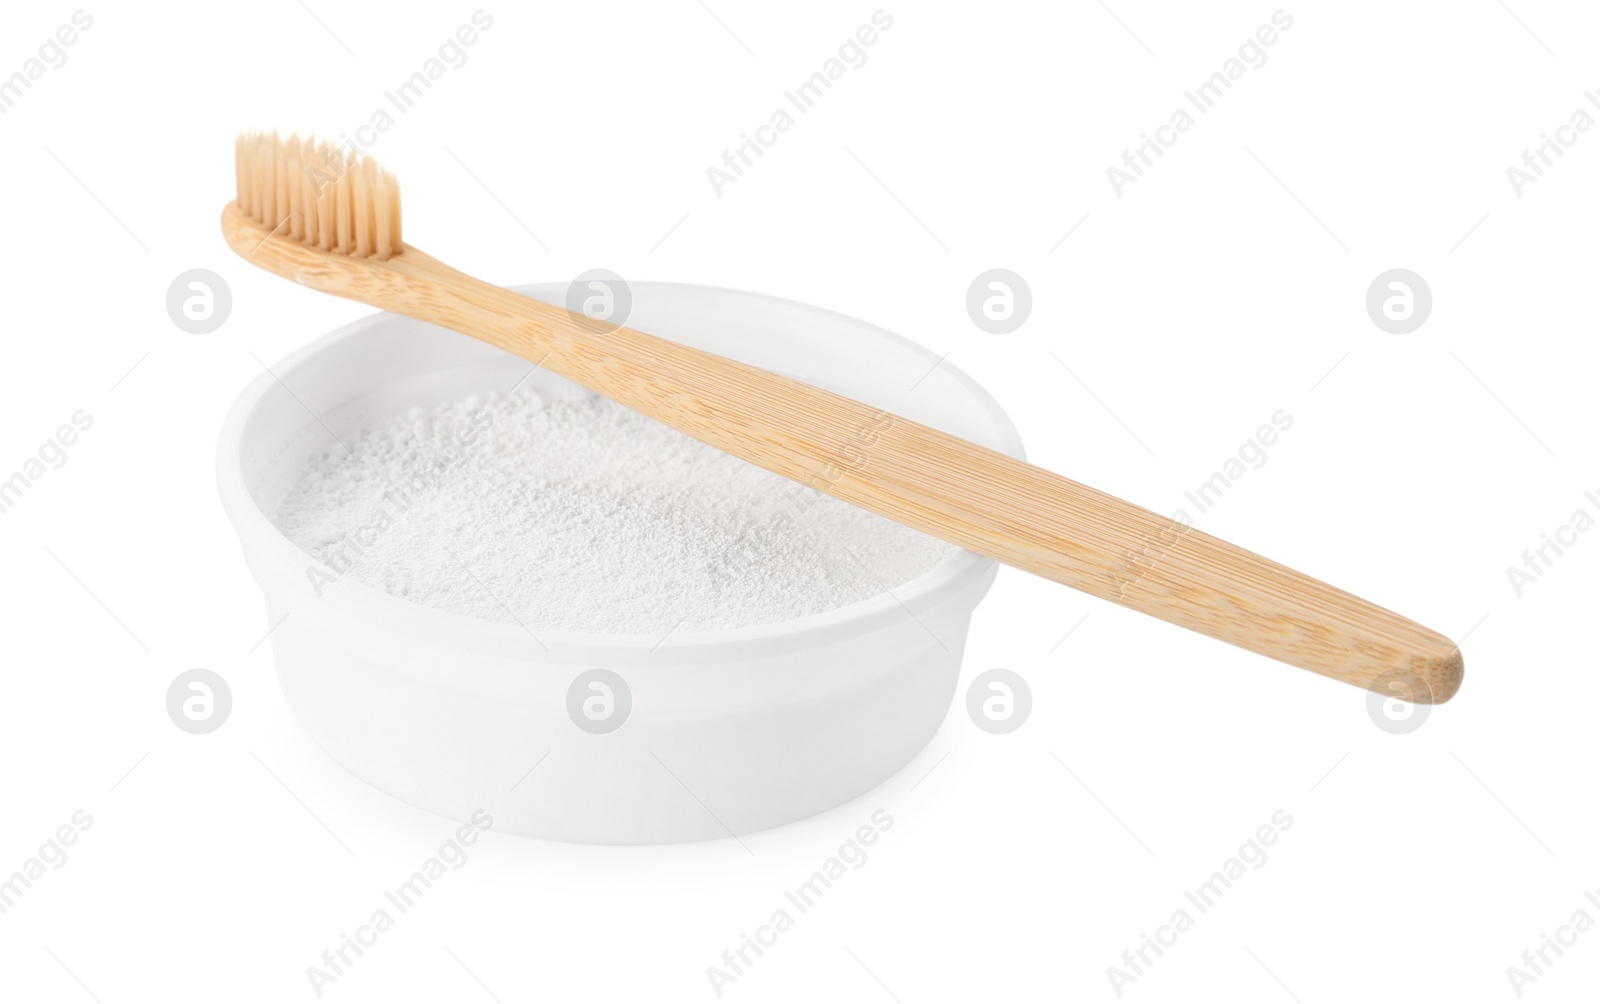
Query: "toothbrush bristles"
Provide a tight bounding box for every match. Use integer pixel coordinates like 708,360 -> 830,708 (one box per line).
234,133 -> 402,260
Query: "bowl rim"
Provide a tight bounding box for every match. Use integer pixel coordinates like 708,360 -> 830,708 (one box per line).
217,281 -> 1026,661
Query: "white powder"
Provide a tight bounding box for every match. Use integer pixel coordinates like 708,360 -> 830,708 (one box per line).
273,377 -> 955,634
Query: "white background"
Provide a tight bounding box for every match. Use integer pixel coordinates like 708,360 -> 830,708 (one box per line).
1,1 -> 1596,1001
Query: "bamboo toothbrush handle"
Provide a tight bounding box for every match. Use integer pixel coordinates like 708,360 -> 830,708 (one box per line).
223,205 -> 1463,702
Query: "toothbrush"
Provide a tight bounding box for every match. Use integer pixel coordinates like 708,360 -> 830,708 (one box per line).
224,134 -> 1463,704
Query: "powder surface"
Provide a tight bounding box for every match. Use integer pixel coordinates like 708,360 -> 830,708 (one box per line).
273,378 -> 956,634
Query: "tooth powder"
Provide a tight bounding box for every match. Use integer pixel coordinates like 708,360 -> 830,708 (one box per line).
274,375 -> 954,634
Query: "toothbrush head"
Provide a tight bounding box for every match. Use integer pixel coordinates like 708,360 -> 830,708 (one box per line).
234,132 -> 402,260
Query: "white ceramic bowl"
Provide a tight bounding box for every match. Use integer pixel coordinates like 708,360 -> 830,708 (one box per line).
218,283 -> 1024,844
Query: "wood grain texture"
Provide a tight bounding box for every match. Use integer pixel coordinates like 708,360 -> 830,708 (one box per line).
223,203 -> 1463,703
